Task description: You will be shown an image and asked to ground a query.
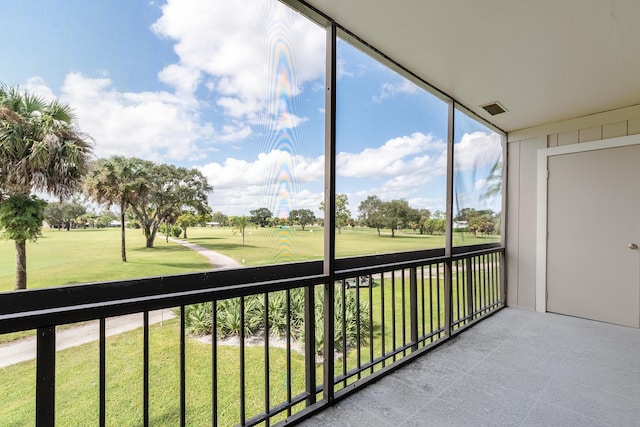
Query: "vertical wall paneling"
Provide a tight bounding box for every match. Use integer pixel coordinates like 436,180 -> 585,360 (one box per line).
506,141 -> 520,307
515,137 -> 547,309
557,130 -> 579,146
603,121 -> 627,139
578,126 -> 602,143
628,118 -> 640,135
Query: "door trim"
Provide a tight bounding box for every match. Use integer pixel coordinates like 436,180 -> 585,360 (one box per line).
536,133 -> 640,313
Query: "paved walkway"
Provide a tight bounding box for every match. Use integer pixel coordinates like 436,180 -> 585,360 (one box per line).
0,239 -> 240,368
0,309 -> 174,368
168,237 -> 240,269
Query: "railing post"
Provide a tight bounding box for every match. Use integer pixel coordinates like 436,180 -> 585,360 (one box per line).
500,250 -> 507,306
409,268 -> 418,351
36,326 -> 56,427
444,262 -> 452,337
304,285 -> 316,406
466,257 -> 474,321
323,280 -> 335,403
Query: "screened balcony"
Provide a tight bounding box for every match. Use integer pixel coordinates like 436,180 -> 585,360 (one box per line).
3,0 -> 640,425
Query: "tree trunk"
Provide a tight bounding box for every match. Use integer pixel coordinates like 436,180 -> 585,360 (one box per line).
15,239 -> 27,290
146,231 -> 154,247
120,204 -> 127,262
145,224 -> 157,248
183,227 -> 187,239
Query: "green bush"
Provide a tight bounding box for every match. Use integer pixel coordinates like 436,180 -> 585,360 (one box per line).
179,285 -> 370,355
183,303 -> 212,335
159,224 -> 183,237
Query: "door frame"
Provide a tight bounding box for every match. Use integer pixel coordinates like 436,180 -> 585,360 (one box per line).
535,133 -> 640,313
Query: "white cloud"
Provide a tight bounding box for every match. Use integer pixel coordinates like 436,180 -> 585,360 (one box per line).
151,0 -> 325,127
452,132 -> 503,212
59,73 -> 212,162
218,124 -> 252,142
453,131 -> 502,171
294,189 -> 324,212
158,64 -> 201,95
198,149 -> 323,189
337,132 -> 445,178
201,131 -> 500,216
473,178 -> 488,191
24,77 -> 57,101
198,149 -> 324,215
407,196 -> 447,213
23,1 -> 327,168
372,79 -> 418,103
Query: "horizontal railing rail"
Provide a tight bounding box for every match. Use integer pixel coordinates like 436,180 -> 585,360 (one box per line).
0,244 -> 504,426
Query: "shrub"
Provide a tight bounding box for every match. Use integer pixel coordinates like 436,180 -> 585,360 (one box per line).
182,303 -> 213,336
159,224 -> 182,237
180,284 -> 370,356
216,297 -> 263,337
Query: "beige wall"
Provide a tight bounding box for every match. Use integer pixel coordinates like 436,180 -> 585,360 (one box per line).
506,105 -> 640,309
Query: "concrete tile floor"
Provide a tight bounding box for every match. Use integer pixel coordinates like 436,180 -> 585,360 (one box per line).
299,308 -> 640,426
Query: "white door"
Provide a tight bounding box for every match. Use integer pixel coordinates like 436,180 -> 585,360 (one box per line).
546,144 -> 640,328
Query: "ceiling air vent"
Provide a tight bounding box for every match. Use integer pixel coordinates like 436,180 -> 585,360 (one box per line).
480,101 -> 507,116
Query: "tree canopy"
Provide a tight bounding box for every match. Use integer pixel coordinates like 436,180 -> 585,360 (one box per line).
380,199 -> 414,237
250,207 -> 273,228
320,193 -> 351,234
84,156 -> 150,261
0,85 -> 92,289
44,200 -> 86,230
288,208 -> 315,230
127,162 -> 213,248
358,195 -> 384,236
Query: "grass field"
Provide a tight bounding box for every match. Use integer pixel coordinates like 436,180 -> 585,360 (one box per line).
1,318 -> 309,426
181,225 -> 499,266
0,228 -> 214,293
0,225 -> 499,292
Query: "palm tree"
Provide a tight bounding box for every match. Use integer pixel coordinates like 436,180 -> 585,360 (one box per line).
84,156 -> 149,262
0,84 -> 92,289
481,160 -> 502,200
233,215 -> 250,246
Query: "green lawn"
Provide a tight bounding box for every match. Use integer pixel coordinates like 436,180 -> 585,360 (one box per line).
0,226 -> 499,292
0,228 -> 214,293
1,318 -> 308,426
184,225 -> 499,266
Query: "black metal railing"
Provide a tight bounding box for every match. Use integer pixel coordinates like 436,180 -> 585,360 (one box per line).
0,245 -> 504,426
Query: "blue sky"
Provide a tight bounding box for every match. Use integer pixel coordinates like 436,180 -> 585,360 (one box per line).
1,0 -> 502,218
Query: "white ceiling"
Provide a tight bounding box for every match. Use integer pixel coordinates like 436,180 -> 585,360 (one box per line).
302,0 -> 640,133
